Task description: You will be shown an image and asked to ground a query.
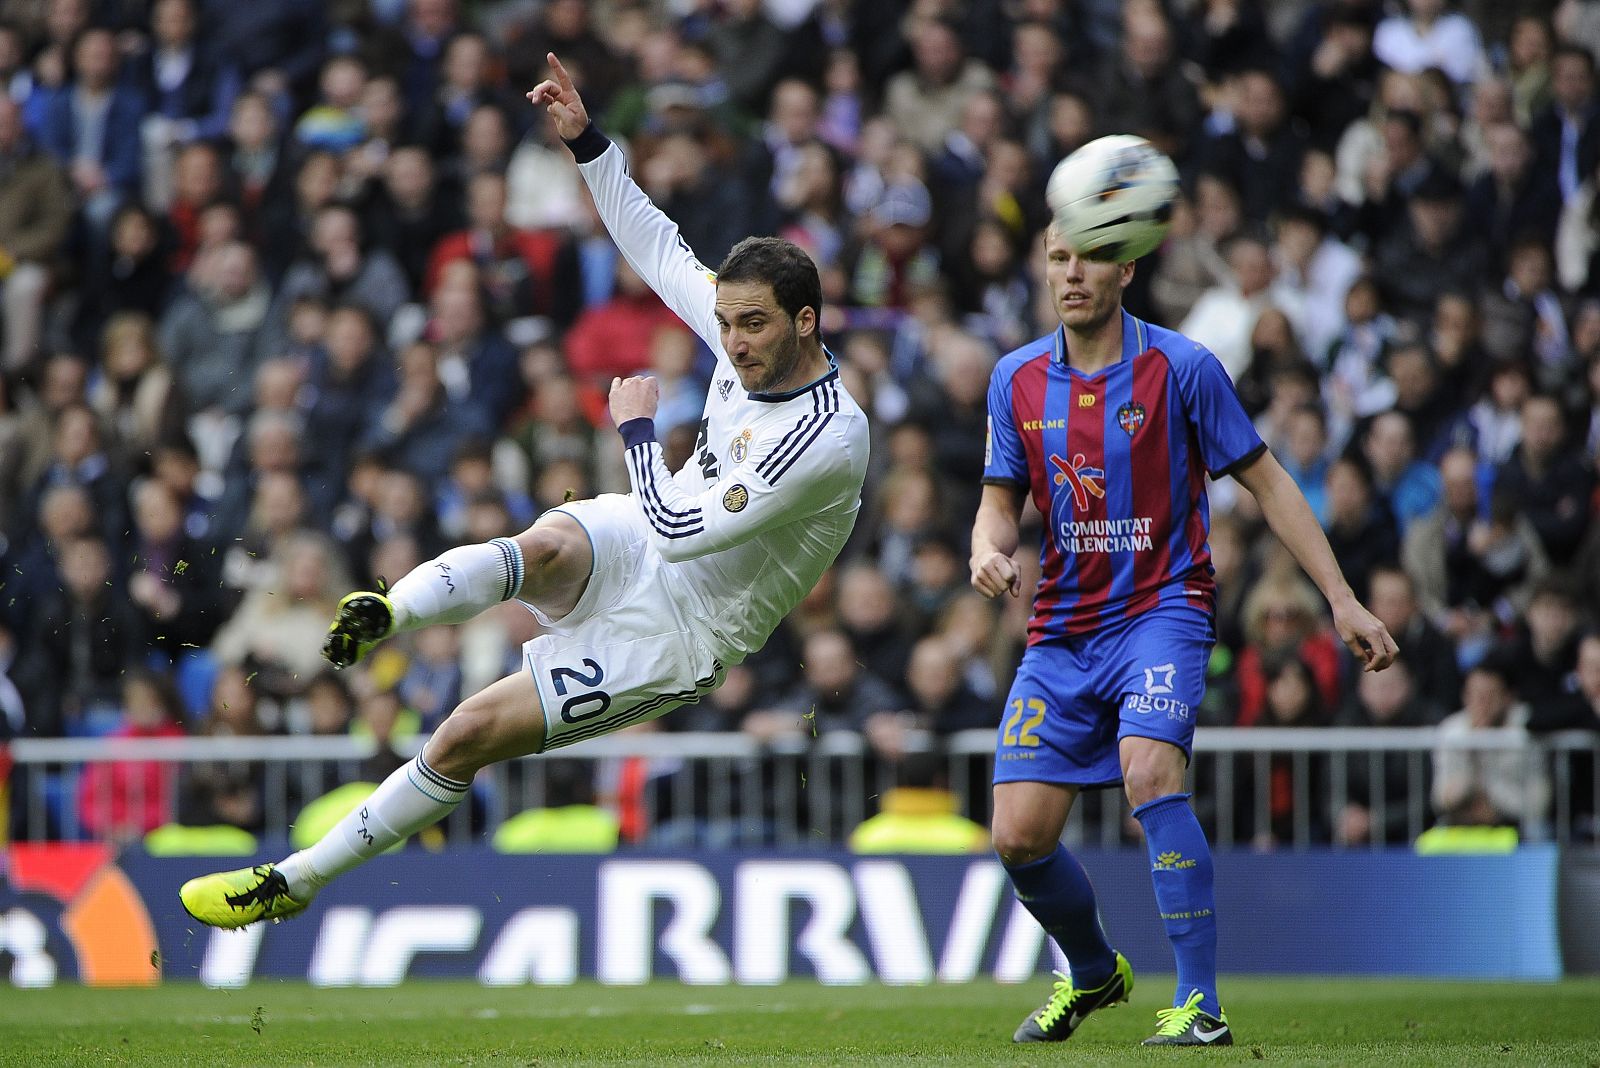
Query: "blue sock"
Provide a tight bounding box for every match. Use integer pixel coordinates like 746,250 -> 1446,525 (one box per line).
1003,844 -> 1117,988
1133,792 -> 1220,1016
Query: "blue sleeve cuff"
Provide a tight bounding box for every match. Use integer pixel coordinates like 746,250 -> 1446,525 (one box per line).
564,122 -> 612,164
619,417 -> 657,449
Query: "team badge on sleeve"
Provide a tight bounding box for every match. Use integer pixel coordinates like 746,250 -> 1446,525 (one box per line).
722,484 -> 750,512
1117,402 -> 1146,436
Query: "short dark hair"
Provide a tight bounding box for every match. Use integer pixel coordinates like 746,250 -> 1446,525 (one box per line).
716,237 -> 823,323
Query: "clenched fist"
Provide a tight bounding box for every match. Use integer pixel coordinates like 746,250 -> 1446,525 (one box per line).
971,550 -> 1021,599
610,375 -> 660,425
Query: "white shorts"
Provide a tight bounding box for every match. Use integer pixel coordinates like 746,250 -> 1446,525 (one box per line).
523,494 -> 726,751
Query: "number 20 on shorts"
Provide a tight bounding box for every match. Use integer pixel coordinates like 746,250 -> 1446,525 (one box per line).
1004,697 -> 1046,747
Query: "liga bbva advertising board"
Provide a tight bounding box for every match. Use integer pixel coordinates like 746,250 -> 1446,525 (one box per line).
0,846 -> 1563,987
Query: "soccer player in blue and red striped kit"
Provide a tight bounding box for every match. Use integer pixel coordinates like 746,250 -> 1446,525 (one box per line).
970,225 -> 1399,1046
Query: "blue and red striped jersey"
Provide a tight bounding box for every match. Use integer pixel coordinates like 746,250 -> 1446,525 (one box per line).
984,310 -> 1265,644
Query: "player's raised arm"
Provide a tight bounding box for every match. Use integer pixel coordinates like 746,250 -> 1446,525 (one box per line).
529,53 -> 719,347
608,375 -> 857,562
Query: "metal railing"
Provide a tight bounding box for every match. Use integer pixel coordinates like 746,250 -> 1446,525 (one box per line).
5,728 -> 1597,848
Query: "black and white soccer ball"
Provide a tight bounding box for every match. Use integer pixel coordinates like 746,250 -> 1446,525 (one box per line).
1045,134 -> 1178,262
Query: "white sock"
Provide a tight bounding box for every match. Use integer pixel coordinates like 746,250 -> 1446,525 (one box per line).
387,537 -> 524,631
277,754 -> 470,899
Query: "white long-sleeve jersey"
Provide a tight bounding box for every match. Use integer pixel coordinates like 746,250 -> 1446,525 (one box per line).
572,130 -> 869,661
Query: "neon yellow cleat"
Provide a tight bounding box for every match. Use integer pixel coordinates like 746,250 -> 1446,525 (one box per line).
1013,950 -> 1134,1042
322,588 -> 397,669
179,864 -> 309,929
1143,988 -> 1232,1046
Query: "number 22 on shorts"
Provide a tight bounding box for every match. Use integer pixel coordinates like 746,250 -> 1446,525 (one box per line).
1004,697 -> 1045,747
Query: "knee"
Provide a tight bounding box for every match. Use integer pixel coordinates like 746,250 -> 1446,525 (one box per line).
515,518 -> 585,574
1122,750 -> 1185,809
991,815 -> 1059,866
424,699 -> 498,780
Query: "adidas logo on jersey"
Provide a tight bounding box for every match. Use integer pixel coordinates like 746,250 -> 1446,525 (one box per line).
717,378 -> 735,400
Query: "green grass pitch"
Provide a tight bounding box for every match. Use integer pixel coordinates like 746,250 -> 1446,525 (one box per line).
3,977 -> 1598,1066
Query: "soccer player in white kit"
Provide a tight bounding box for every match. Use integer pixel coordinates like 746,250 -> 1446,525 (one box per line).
180,54 -> 870,928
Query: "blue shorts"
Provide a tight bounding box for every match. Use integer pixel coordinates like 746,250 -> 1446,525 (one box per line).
993,603 -> 1214,788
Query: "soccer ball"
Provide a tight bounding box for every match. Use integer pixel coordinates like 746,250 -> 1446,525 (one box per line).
1045,134 -> 1178,262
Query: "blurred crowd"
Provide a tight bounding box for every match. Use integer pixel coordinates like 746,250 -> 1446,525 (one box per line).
1,0 -> 1599,848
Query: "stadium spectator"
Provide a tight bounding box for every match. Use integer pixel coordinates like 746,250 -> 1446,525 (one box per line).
1269,204 -> 1361,362
1482,239 -> 1572,376
563,258 -> 686,405
745,628 -> 902,743
1235,573 -> 1344,727
133,0 -> 241,211
1334,657 -> 1441,845
1365,565 -> 1460,712
158,239 -> 271,431
1530,44 -> 1600,205
706,0 -> 789,115
181,664 -> 269,833
1432,654 -> 1549,829
265,204 -> 410,358
89,313 -> 185,459
1509,579 -> 1586,721
1236,655 -> 1333,846
1090,4 -> 1203,161
1321,455 -> 1401,602
1362,410 -> 1441,534
0,95 -> 72,371
836,563 -> 916,686
1531,630 -> 1600,839
76,670 -> 187,842
848,751 -> 989,854
1150,173 -> 1242,325
425,276 -> 523,430
126,479 -> 223,662
883,16 -> 995,154
39,27 -> 143,239
210,530 -> 349,698
1495,392 -> 1594,565
1180,234 -> 1279,381
28,535 -> 137,736
1373,0 -> 1486,85
424,170 -> 579,329
1465,123 -> 1561,263
1372,171 -> 1489,322
1198,68 -> 1306,225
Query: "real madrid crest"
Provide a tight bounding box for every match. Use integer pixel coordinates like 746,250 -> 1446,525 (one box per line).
723,483 -> 750,512
729,428 -> 752,463
1117,401 -> 1146,437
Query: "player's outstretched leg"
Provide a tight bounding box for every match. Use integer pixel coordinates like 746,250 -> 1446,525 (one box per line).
322,514 -> 593,669
182,672 -> 546,928
994,782 -> 1133,1042
323,535 -> 527,668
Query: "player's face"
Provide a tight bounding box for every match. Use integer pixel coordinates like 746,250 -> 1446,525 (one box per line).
715,281 -> 812,393
1044,230 -> 1133,335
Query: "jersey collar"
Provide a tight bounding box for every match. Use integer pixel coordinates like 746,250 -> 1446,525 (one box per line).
746,345 -> 840,403
1051,310 -> 1149,372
